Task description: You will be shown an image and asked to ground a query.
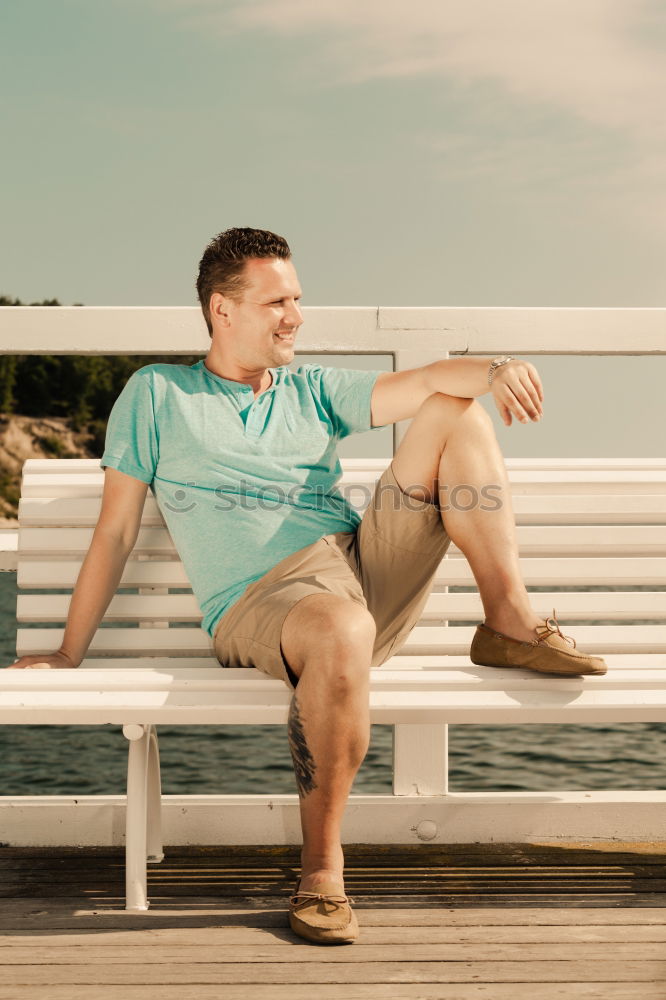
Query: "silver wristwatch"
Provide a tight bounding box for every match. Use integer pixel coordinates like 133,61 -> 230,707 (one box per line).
487,355 -> 514,385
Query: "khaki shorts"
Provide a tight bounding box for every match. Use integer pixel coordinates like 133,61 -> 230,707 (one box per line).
212,460 -> 452,689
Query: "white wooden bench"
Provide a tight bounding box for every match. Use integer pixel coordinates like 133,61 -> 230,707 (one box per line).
2,454 -> 666,911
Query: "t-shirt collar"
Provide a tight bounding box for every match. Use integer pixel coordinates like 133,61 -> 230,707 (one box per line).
196,359 -> 280,393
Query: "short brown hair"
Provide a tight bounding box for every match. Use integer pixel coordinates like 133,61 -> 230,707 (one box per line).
196,227 -> 292,336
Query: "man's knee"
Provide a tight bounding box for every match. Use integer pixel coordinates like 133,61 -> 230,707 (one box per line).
280,593 -> 376,681
416,393 -> 494,446
419,392 -> 488,422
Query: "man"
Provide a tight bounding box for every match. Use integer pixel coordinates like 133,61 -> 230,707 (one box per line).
10,226 -> 607,945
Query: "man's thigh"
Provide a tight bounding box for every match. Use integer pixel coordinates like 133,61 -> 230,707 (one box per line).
213,536 -> 368,690
325,461 -> 452,666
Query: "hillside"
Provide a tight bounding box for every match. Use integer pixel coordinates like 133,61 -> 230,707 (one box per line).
0,414 -> 101,524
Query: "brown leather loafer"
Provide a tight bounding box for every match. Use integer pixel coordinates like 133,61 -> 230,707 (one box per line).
288,878 -> 359,944
470,607 -> 607,676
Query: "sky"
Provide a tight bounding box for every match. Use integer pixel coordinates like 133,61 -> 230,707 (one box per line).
1,0 -> 664,457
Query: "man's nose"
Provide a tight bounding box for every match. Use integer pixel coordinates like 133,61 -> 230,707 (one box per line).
286,300 -> 303,326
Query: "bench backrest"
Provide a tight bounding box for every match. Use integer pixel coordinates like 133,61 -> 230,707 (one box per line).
16,457 -> 666,663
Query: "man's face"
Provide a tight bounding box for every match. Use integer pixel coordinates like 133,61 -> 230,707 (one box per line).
212,257 -> 304,367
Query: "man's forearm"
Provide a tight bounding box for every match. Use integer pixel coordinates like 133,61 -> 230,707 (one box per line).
58,528 -> 134,667
422,357 -> 494,399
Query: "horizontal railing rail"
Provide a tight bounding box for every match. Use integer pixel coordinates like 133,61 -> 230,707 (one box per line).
1,305 -> 665,355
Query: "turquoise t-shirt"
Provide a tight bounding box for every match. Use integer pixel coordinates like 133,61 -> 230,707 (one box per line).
100,360 -> 388,640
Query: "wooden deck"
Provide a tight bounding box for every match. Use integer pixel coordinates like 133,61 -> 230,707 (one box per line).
1,843 -> 665,998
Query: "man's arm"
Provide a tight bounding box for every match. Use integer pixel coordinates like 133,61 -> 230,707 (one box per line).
370,357 -> 543,427
370,358 -> 493,427
8,468 -> 148,669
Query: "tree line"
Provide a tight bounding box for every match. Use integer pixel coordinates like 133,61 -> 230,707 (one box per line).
0,296 -> 201,452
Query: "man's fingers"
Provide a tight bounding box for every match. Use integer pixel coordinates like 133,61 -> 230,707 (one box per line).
497,384 -> 533,424
519,376 -> 543,417
502,377 -> 541,421
528,364 -> 544,404
497,401 -> 512,426
526,370 -> 544,413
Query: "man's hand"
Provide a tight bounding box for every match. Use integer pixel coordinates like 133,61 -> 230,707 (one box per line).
491,360 -> 544,426
7,651 -> 78,670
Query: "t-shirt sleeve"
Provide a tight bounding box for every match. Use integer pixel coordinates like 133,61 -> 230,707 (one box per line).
100,369 -> 159,484
308,365 -> 389,439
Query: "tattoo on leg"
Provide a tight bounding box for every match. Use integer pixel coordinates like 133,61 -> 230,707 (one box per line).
288,693 -> 318,797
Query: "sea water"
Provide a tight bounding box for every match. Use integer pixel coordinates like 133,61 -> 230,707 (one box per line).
0,573 -> 664,796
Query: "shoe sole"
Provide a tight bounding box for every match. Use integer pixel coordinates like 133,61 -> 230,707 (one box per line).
288,909 -> 359,944
472,658 -> 607,677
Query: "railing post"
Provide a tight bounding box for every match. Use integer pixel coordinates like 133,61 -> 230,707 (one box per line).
393,724 -> 449,795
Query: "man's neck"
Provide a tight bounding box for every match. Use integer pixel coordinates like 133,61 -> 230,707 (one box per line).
203,358 -> 273,396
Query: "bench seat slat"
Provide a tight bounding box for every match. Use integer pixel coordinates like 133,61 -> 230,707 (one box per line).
11,651 -> 666,670
2,683 -> 666,726
16,624 -> 666,657
6,653 -> 666,672
15,590 -> 666,623
2,664 -> 665,688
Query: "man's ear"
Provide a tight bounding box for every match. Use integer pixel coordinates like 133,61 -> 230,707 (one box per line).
210,291 -> 233,329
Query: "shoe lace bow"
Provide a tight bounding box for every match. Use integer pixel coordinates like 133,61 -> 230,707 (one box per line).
534,607 -> 576,649
289,889 -> 354,912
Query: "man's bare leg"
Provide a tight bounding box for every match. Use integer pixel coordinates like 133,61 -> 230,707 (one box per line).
280,593 -> 376,893
280,394 -> 539,894
391,392 -> 542,641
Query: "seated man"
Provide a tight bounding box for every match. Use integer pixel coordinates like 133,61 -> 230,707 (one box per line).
10,226 -> 607,945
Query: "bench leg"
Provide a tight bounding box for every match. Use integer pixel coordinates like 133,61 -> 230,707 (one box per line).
146,725 -> 165,864
123,723 -> 163,912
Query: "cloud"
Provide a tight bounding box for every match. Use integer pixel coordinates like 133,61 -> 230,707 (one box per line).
158,0 -> 666,238
165,0 -> 666,148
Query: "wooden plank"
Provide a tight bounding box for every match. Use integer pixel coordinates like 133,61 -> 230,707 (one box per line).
3,900 -> 666,926
2,844 -> 657,864
3,922 -> 666,945
8,870 -> 664,894
0,986 -> 663,1000
3,942 -> 666,963
3,845 -> 665,903
2,958 -> 665,984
